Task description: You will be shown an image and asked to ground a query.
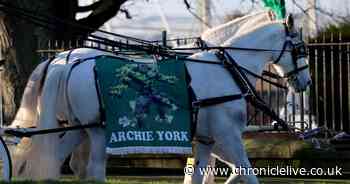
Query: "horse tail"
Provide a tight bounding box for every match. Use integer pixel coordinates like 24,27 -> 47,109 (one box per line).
13,66 -> 64,180
10,59 -> 51,128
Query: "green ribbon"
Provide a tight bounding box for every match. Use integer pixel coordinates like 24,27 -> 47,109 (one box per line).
262,0 -> 286,19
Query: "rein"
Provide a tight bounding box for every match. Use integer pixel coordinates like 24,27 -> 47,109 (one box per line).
171,46 -> 293,53
239,66 -> 287,89
182,53 -> 288,90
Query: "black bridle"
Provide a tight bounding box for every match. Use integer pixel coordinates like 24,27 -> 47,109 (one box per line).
272,25 -> 309,79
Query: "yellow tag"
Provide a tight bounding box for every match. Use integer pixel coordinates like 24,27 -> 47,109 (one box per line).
186,157 -> 194,166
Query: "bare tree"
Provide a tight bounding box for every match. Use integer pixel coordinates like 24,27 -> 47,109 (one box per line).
0,0 -> 128,122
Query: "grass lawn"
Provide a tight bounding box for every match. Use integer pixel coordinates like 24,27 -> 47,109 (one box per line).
1,176 -> 349,184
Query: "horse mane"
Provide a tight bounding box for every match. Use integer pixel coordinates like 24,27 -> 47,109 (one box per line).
222,21 -> 286,48
201,11 -> 275,46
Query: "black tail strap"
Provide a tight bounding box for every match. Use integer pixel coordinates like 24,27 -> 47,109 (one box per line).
4,123 -> 103,138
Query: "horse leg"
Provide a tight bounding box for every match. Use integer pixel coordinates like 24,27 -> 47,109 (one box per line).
187,107 -> 215,184
69,134 -> 90,179
184,155 -> 216,184
204,102 -> 258,184
85,127 -> 107,181
188,142 -> 213,184
203,155 -> 216,184
55,128 -> 89,179
212,130 -> 258,184
65,59 -> 104,180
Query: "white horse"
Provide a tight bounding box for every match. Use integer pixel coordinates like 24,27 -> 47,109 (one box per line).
9,16 -> 311,184
63,11 -> 280,181
8,11 -> 276,180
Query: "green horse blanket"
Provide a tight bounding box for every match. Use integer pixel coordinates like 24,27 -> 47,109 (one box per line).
95,56 -> 192,155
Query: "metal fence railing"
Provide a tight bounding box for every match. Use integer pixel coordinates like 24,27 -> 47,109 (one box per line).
37,39 -> 114,60
150,37 -> 201,48
308,32 -> 350,133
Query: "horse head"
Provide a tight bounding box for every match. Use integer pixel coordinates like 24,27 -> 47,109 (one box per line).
221,14 -> 311,93
270,14 -> 311,92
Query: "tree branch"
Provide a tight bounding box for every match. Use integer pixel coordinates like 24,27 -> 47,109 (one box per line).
183,0 -> 190,9
291,0 -> 349,24
315,7 -> 350,24
76,1 -> 102,12
182,0 -> 211,28
120,8 -> 132,19
74,0 -> 128,36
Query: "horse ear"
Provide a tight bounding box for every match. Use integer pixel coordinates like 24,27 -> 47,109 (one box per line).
285,14 -> 294,30
267,10 -> 276,21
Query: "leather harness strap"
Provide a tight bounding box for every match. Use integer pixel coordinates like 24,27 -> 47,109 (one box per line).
191,49 -> 290,133
240,66 -> 287,90
220,49 -> 290,131
192,94 -> 248,109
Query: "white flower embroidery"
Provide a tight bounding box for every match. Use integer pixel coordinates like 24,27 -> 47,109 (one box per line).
171,104 -> 178,111
118,116 -> 132,128
154,114 -> 174,124
155,115 -> 162,123
165,114 -> 174,124
129,101 -> 136,111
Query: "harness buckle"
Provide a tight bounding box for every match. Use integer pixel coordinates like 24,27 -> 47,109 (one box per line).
242,92 -> 250,97
192,101 -> 201,109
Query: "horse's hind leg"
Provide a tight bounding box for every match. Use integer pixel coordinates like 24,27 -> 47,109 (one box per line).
69,135 -> 90,179
85,127 -> 107,181
55,128 -> 86,176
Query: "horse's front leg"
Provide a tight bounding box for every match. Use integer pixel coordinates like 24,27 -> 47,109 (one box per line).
187,108 -> 214,184
203,155 -> 216,184
190,142 -> 213,184
211,105 -> 259,184
184,155 -> 217,184
85,127 -> 107,181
